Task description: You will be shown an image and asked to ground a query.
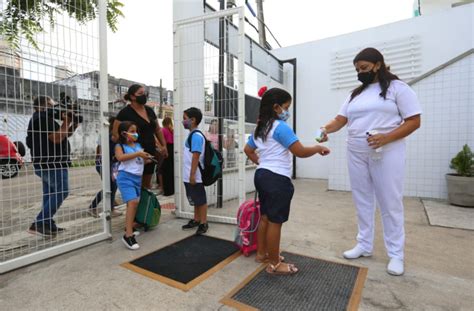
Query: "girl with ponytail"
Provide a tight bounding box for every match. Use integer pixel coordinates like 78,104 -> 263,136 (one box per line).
244,86 -> 330,275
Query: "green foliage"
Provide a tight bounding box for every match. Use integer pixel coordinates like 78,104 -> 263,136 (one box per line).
450,144 -> 474,177
0,0 -> 124,50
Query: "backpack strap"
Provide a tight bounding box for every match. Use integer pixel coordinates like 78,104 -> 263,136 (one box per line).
187,130 -> 207,173
113,143 -> 125,162
186,130 -> 206,152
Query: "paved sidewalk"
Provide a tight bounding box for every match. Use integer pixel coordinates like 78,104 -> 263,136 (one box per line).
1,179 -> 473,310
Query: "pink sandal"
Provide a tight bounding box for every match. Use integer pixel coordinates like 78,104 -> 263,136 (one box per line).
266,262 -> 298,275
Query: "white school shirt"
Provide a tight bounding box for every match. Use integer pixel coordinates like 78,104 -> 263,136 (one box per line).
247,120 -> 298,179
338,80 -> 422,152
183,130 -> 206,183
117,143 -> 145,176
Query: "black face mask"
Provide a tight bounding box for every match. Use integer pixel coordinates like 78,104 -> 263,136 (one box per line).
357,71 -> 376,85
135,94 -> 147,105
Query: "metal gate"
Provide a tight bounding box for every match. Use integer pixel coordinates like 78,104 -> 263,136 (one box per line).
0,0 -> 111,273
173,6 -> 293,224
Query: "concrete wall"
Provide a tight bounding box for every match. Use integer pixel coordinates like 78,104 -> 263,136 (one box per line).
271,4 -> 473,199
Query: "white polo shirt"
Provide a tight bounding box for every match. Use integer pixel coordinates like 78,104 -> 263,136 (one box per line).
338,80 -> 422,152
247,120 -> 298,179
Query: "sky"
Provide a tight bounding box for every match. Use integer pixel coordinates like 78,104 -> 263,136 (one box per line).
108,0 -> 415,89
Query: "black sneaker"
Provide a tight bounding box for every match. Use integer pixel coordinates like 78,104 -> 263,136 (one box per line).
196,223 -> 209,235
51,226 -> 66,234
122,234 -> 140,250
182,219 -> 200,230
27,223 -> 54,237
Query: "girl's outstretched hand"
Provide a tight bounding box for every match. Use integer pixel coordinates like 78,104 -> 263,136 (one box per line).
317,145 -> 330,156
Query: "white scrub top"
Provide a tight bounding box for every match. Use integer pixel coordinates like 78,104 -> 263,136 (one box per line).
338,80 -> 422,152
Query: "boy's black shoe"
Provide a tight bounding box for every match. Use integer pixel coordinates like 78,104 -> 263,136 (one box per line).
27,223 -> 54,237
196,223 -> 209,235
182,219 -> 200,230
51,226 -> 66,234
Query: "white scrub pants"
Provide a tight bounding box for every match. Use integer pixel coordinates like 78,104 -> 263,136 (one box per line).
347,141 -> 406,260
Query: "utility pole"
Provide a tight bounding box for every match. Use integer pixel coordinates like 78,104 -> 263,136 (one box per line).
256,0 -> 266,46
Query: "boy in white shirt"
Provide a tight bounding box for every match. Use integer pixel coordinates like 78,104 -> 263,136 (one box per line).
181,107 -> 209,235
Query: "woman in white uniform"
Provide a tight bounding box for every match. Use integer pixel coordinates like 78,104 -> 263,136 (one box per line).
320,48 -> 422,276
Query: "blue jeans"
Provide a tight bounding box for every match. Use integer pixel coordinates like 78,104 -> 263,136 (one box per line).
34,168 -> 69,229
89,163 -> 118,210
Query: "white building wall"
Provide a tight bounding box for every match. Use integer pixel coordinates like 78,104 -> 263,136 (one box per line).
407,54 -> 473,198
272,4 -> 473,199
328,54 -> 473,199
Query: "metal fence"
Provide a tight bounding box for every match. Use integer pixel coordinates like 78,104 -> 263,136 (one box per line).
173,7 -> 292,224
0,0 -> 110,273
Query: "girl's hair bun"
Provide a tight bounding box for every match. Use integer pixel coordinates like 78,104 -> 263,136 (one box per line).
258,86 -> 268,98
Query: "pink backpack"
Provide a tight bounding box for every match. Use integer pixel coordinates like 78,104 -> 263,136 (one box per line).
234,193 -> 260,256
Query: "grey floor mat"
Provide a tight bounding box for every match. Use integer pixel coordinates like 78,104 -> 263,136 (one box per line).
222,252 -> 367,311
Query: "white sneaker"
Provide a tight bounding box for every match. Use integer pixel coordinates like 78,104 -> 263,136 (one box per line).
343,245 -> 372,259
387,258 -> 404,276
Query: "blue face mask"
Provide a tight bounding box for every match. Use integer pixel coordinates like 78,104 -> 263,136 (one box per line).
278,109 -> 291,121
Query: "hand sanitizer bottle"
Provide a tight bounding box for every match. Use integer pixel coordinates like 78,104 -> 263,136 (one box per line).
315,127 -> 326,143
366,130 -> 383,161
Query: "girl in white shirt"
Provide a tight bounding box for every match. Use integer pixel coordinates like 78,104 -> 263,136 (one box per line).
245,87 -> 330,275
320,47 -> 422,276
115,121 -> 152,250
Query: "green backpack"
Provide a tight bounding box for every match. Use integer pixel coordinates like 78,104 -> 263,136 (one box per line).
135,188 -> 161,231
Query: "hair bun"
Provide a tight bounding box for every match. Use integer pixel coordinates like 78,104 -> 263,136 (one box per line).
258,86 -> 268,97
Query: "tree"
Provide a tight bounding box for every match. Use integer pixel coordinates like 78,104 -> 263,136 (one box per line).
0,0 -> 124,50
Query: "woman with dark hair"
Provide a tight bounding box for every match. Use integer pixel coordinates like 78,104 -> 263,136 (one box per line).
244,87 -> 330,275
320,47 -> 422,276
161,117 -> 175,196
113,84 -> 168,190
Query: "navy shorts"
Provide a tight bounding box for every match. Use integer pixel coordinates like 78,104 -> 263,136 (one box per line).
254,168 -> 294,224
184,182 -> 207,206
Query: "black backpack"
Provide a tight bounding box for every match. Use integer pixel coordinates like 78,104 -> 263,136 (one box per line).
187,130 -> 223,186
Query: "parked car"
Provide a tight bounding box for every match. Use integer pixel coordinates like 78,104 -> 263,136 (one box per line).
0,135 -> 25,179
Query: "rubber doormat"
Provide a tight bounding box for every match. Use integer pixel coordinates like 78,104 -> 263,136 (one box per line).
221,252 -> 367,311
121,235 -> 240,291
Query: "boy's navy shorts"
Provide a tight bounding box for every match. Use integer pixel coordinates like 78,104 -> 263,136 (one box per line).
184,182 -> 207,206
254,168 -> 294,224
